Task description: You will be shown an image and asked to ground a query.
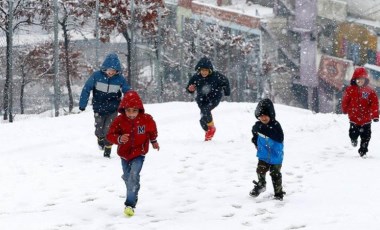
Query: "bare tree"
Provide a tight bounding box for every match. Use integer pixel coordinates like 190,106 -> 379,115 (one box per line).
96,0 -> 167,88
15,42 -> 84,114
39,0 -> 93,113
169,20 -> 259,101
0,0 -> 47,121
15,46 -> 53,114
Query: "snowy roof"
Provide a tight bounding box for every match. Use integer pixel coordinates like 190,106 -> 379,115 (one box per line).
194,0 -> 274,18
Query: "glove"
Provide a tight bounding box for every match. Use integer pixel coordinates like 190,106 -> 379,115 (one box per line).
373,118 -> 379,122
187,84 -> 196,92
152,142 -> 160,151
79,107 -> 85,111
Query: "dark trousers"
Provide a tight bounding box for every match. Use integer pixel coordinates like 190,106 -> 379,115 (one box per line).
94,111 -> 117,146
256,160 -> 283,195
198,100 -> 220,131
349,122 -> 371,154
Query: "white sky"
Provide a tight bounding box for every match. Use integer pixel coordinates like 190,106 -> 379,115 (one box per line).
1,101 -> 380,229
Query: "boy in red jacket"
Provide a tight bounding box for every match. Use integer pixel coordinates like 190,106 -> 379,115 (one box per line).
107,91 -> 159,216
342,67 -> 379,157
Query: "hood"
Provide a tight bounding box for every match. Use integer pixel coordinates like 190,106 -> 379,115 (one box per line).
351,67 -> 369,86
100,53 -> 122,73
255,98 -> 276,120
195,56 -> 214,72
118,91 -> 145,114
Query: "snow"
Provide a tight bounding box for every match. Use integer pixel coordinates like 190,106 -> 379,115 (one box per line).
195,0 -> 274,18
1,101 -> 380,229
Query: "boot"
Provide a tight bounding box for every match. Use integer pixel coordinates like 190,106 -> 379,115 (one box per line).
205,122 -> 216,141
104,145 -> 112,158
358,147 -> 367,157
274,191 -> 286,201
249,180 -> 266,197
351,139 -> 358,147
97,138 -> 105,150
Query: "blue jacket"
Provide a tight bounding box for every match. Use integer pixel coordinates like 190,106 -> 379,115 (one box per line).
79,53 -> 130,115
254,124 -> 284,164
252,99 -> 284,165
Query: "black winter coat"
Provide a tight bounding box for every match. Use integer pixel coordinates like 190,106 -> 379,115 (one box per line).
186,71 -> 230,105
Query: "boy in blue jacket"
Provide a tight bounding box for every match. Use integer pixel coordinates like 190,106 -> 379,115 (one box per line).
79,53 -> 130,157
250,98 -> 285,200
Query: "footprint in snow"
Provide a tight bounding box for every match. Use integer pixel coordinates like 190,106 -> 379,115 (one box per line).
222,212 -> 235,218
231,204 -> 242,209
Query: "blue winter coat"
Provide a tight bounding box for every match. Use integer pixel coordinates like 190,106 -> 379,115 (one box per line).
255,125 -> 284,165
252,99 -> 284,165
79,53 -> 130,115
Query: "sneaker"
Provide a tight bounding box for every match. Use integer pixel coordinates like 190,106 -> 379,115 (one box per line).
124,206 -> 134,217
104,146 -> 111,158
351,139 -> 358,147
274,191 -> 286,201
205,126 -> 216,141
98,138 -> 105,150
249,180 -> 266,197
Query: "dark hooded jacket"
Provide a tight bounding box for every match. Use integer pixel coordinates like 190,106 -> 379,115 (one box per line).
107,91 -> 158,161
342,67 -> 379,125
186,57 -> 230,105
252,98 -> 284,164
79,53 -> 130,115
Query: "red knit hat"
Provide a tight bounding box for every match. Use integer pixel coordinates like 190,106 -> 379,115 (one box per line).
352,67 -> 368,80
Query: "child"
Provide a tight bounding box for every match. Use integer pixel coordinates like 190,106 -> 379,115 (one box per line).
106,91 -> 159,217
250,98 -> 285,200
79,53 -> 130,158
186,56 -> 230,141
342,67 -> 379,157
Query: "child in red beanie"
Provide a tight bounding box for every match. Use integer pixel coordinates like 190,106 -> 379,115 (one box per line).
342,67 -> 379,157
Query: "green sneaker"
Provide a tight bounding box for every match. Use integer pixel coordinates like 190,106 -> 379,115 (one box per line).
124,206 -> 134,217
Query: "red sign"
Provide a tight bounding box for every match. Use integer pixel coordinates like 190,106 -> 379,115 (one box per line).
318,55 -> 351,90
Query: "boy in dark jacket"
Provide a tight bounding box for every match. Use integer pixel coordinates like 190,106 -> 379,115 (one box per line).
79,53 -> 130,157
341,66 -> 379,157
186,57 -> 230,141
250,98 -> 285,200
107,91 -> 159,217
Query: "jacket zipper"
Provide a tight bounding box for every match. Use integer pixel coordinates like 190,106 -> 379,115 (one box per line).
128,120 -> 135,156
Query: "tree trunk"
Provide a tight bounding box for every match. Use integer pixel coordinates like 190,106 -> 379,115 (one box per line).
4,13 -> 14,122
122,30 -> 132,87
20,65 -> 26,114
62,23 -> 74,113
3,33 -> 10,120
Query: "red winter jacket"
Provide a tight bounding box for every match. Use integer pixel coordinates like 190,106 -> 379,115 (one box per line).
107,91 -> 158,161
342,67 -> 379,126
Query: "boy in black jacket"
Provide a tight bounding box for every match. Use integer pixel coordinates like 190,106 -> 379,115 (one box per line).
186,57 -> 230,141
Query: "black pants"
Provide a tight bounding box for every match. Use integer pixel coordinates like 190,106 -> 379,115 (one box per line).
197,100 -> 220,131
256,160 -> 283,195
349,122 -> 371,154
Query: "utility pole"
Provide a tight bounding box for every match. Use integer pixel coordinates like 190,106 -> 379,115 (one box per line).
156,9 -> 163,102
129,0 -> 135,88
53,0 -> 60,117
293,0 -> 318,112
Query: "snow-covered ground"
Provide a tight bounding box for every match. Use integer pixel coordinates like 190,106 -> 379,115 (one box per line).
1,101 -> 380,230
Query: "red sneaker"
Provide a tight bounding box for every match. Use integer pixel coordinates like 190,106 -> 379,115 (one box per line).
205,126 -> 216,141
